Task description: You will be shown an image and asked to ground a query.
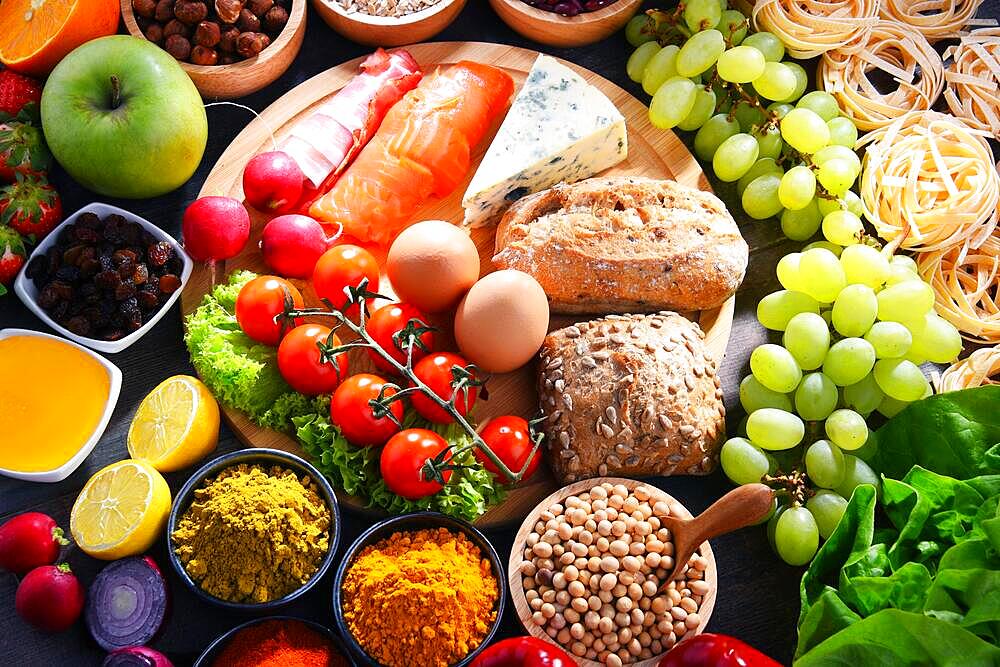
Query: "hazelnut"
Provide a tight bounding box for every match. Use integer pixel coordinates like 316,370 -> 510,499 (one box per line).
190,45 -> 219,66
133,0 -> 157,18
236,31 -> 269,58
236,7 -> 260,31
214,0 -> 243,23
175,0 -> 208,24
194,20 -> 221,46
218,26 -> 240,52
164,34 -> 192,60
145,23 -> 165,44
262,5 -> 287,33
163,18 -> 189,37
246,0 -> 272,16
154,0 -> 175,22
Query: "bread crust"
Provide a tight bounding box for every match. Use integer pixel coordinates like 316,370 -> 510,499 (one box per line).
538,312 -> 726,483
493,176 -> 748,313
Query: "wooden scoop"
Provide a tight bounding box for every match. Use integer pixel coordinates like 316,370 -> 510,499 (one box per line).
658,483 -> 774,590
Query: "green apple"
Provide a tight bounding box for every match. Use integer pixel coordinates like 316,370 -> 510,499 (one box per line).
40,35 -> 207,199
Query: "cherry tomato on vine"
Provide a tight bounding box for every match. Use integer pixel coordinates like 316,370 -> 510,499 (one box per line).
475,416 -> 540,483
235,275 -> 304,345
411,352 -> 478,424
365,302 -> 435,373
470,636 -> 578,667
277,324 -> 349,395
380,428 -> 452,500
312,244 -> 379,317
330,374 -> 402,446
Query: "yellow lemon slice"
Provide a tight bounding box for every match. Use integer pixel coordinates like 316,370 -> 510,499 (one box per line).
71,459 -> 171,561
128,375 -> 219,473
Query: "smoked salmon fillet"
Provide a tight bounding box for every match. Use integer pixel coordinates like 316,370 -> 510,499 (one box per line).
309,61 -> 515,245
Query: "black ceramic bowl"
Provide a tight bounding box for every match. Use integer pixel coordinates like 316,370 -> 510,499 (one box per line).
193,615 -> 355,666
331,512 -> 507,667
167,448 -> 341,612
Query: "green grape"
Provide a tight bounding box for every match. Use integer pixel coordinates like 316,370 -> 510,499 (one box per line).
625,15 -> 657,47
627,42 -> 660,83
877,394 -> 909,418
641,44 -> 680,94
823,338 -> 877,386
822,209 -> 863,246
807,490 -> 848,539
890,254 -> 919,273
817,159 -> 857,197
757,289 -> 821,330
649,77 -> 697,129
903,347 -> 928,365
781,108 -> 831,154
909,313 -> 962,364
872,358 -> 929,401
776,253 -> 804,291
677,29 -> 726,77
713,133 -> 760,181
694,114 -> 741,161
753,124 -> 784,160
843,372 -> 885,416
782,199 -> 823,241
740,374 -> 793,413
768,101 -> 795,119
817,189 -> 864,218
795,372 -> 838,420
717,45 -> 766,83
774,506 -> 819,565
743,31 -> 785,62
799,247 -> 847,302
746,407 -> 805,450
825,408 -> 868,450
804,240 -> 843,257
827,116 -> 859,148
805,439 -> 845,488
885,264 -> 922,286
835,455 -> 880,499
820,309 -> 833,326
796,91 -> 841,121
718,9 -> 748,45
677,86 -> 718,131
753,61 -> 797,101
840,243 -> 890,288
684,0 -> 723,32
832,284 -> 878,337
720,437 -> 770,485
876,281 -> 934,324
783,312 -> 830,370
778,165 -> 817,210
864,321 -> 912,358
750,343 -> 803,393
733,99 -> 767,132
767,503 -> 788,550
780,61 -> 808,103
813,145 -> 862,175
742,174 -> 784,219
737,158 -> 783,198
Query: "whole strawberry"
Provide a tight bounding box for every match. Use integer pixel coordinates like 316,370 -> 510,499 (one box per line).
0,174 -> 62,241
0,71 -> 42,117
0,120 -> 51,182
0,225 -> 26,294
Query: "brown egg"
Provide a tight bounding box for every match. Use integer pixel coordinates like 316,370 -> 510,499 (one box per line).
386,220 -> 481,313
454,270 -> 550,373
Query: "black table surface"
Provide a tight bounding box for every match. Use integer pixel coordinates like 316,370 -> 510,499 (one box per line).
3,2 -> 997,665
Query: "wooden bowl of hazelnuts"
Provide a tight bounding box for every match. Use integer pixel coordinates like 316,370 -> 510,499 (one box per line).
121,0 -> 306,99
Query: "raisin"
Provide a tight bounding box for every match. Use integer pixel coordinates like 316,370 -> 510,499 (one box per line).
117,260 -> 136,279
132,264 -> 149,285
166,256 -> 184,275
148,241 -> 173,267
58,225 -> 76,246
105,329 -> 126,341
95,270 -> 121,290
50,300 -> 70,322
77,212 -> 101,229
123,223 -> 143,245
26,256 -> 49,282
125,312 -> 144,332
115,281 -> 137,301
138,290 -> 159,311
45,246 -> 61,273
55,266 -> 81,283
146,275 -> 160,292
158,274 -> 181,293
74,226 -> 100,244
120,296 -> 140,316
80,258 -> 100,278
113,249 -> 138,265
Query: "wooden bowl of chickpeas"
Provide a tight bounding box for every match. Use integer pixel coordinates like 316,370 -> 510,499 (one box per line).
509,478 -> 717,667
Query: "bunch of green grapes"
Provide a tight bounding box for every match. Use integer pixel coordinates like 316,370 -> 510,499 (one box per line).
721,240 -> 963,566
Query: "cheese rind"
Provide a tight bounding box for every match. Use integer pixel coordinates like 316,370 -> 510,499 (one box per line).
462,54 -> 628,227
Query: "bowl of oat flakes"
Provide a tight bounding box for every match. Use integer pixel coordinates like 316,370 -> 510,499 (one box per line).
312,0 -> 466,46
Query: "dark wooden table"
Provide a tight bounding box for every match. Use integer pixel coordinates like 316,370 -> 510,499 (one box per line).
6,3 -> 995,665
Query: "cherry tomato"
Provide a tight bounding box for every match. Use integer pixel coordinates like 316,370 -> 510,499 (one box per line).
312,244 -> 380,317
411,352 -> 478,424
380,428 -> 452,500
330,374 -> 403,446
365,302 -> 435,373
658,633 -> 781,667
471,636 -> 578,667
277,324 -> 349,396
235,275 -> 304,345
475,416 -> 540,483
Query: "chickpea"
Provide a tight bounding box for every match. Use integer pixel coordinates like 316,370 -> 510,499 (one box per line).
556,591 -> 571,606
588,595 -> 602,611
598,616 -> 614,634
674,620 -> 687,637
557,522 -> 573,540
578,530 -> 594,546
542,589 -> 556,603
531,610 -> 546,626
584,611 -> 600,629
565,608 -> 581,623
591,485 -> 608,499
530,597 -> 543,611
615,597 -> 633,613
680,597 -> 698,613
571,642 -> 586,657
599,573 -> 617,591
629,541 -> 646,556
690,579 -> 711,596
558,628 -> 572,644
631,608 -> 645,626
642,580 -> 658,597
607,654 -> 623,667
670,606 -> 688,621
532,542 -> 553,558
598,590 -> 613,604
596,536 -> 611,553
627,582 -> 643,601
611,521 -> 627,537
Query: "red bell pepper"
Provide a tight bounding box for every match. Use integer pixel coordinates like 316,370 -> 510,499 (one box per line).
471,637 -> 579,667
658,633 -> 782,667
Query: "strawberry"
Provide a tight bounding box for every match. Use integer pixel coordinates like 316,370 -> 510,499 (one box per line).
0,71 -> 42,117
0,225 -> 26,295
0,120 -> 51,182
0,174 -> 62,242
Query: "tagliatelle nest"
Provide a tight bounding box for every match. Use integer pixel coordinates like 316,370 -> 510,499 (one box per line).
819,20 -> 944,130
944,28 -> 1000,139
751,0 -> 879,58
918,231 -> 1000,343
880,0 -> 990,42
858,111 -> 999,257
937,345 -> 1000,391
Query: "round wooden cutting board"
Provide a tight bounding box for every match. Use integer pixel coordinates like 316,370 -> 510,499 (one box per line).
180,41 -> 735,527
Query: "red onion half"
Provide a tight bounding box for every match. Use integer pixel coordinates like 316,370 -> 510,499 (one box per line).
86,557 -> 169,652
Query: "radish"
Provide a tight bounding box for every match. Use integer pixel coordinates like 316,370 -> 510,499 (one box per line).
15,563 -> 85,633
259,214 -> 338,279
242,151 -> 304,215
0,512 -> 69,576
182,196 -> 251,283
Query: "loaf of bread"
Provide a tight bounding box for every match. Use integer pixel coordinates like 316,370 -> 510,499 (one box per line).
538,312 -> 726,483
493,176 -> 748,314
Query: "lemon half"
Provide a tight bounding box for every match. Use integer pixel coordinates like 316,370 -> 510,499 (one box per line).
128,375 -> 219,473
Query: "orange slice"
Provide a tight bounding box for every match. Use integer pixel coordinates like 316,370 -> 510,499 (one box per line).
0,0 -> 120,77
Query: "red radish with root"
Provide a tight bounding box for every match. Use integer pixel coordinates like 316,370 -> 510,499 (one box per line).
181,196 -> 251,284
242,151 -> 304,214
260,214 -> 339,278
0,512 -> 69,576
15,563 -> 85,633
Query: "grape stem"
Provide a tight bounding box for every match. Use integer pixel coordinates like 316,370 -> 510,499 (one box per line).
763,470 -> 813,506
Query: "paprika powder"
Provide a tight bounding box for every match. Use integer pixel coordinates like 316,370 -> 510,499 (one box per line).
212,618 -> 348,667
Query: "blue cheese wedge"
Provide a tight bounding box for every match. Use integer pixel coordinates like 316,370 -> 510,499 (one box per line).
461,54 -> 628,227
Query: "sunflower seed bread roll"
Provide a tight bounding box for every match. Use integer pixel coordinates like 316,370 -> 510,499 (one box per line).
493,176 -> 748,313
538,312 -> 726,483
